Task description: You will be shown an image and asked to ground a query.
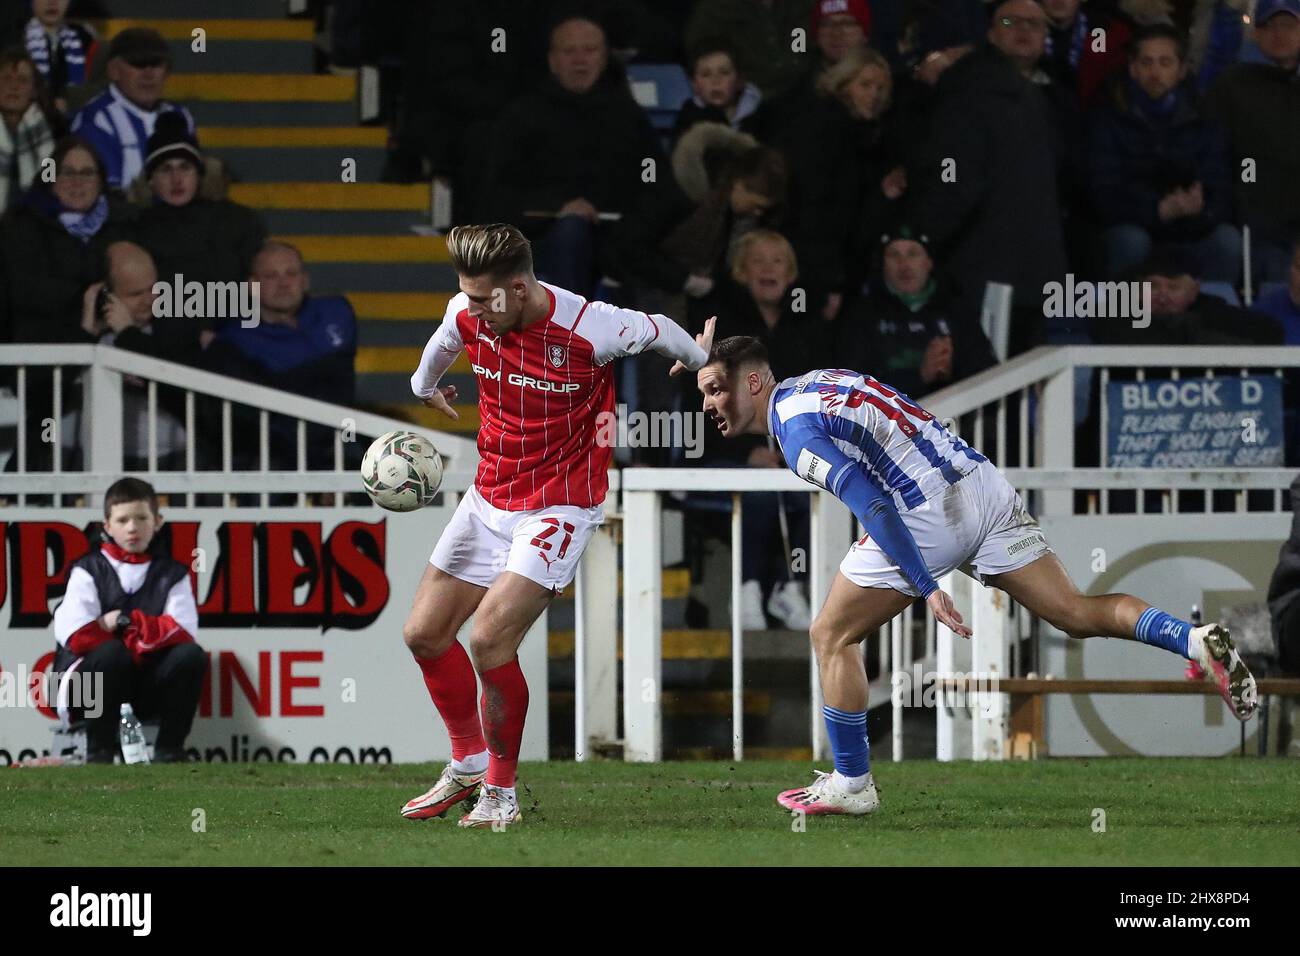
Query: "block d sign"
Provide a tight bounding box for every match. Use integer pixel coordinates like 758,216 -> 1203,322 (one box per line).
1106,376 -> 1283,468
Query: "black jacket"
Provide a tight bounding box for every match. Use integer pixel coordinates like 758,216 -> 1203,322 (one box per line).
1088,76 -> 1233,242
0,190 -> 136,344
834,278 -> 997,399
483,74 -> 665,235
135,198 -> 265,289
906,46 -> 1068,319
1093,293 -> 1284,346
1205,61 -> 1300,244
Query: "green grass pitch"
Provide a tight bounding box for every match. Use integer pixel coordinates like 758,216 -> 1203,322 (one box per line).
5,758 -> 1299,866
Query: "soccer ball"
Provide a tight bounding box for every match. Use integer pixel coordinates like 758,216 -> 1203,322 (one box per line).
360,430 -> 443,512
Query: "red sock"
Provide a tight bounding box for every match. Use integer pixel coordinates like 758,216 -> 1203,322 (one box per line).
479,657 -> 529,788
414,642 -> 485,761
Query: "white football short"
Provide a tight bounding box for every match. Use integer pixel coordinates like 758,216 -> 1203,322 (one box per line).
840,459 -> 1053,596
430,485 -> 603,591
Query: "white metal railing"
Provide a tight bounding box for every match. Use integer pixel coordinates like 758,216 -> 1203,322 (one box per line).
611,345 -> 1298,764
0,344 -> 478,506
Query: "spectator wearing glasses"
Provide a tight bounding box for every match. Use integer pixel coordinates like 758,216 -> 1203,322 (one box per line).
905,15 -> 1068,354
70,27 -> 195,191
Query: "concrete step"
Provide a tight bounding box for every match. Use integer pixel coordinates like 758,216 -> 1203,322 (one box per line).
296,261 -> 453,293
211,146 -> 386,182
230,182 -> 428,211
106,17 -> 315,40
189,100 -> 356,126
258,209 -> 428,235
168,72 -> 354,102
348,292 -> 452,322
275,234 -> 449,263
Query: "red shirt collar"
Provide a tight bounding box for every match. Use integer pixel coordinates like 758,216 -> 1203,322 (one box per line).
101,540 -> 152,564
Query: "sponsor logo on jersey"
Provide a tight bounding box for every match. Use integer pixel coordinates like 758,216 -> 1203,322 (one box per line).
476,331 -> 501,353
470,364 -> 579,393
796,448 -> 833,489
548,344 -> 566,368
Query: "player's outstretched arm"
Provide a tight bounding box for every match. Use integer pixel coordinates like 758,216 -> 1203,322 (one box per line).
410,305 -> 465,420
670,316 -> 715,377
588,301 -> 710,371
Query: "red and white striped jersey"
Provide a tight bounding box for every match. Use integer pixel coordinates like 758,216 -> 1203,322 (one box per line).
412,281 -> 707,510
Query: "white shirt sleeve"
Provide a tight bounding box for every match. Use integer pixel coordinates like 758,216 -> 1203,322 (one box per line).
53,567 -> 101,646
410,296 -> 466,400
581,300 -> 709,369
164,575 -> 199,637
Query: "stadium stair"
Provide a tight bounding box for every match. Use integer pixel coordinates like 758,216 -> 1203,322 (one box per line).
98,0 -> 480,435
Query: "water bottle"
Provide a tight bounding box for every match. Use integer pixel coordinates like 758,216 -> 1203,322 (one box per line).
119,703 -> 150,765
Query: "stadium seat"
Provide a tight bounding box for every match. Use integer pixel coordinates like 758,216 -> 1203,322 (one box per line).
1200,281 -> 1242,306
626,63 -> 692,131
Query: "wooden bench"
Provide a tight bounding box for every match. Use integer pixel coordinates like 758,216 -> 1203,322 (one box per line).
938,678 -> 1300,758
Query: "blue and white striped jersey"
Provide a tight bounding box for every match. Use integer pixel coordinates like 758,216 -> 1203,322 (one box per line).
768,368 -> 987,513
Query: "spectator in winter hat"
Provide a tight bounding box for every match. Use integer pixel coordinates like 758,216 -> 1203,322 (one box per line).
133,111 -> 265,293
70,27 -> 196,189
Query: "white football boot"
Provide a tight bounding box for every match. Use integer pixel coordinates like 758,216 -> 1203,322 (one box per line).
400,763 -> 485,820
1191,623 -> 1259,721
458,784 -> 522,829
777,770 -> 880,816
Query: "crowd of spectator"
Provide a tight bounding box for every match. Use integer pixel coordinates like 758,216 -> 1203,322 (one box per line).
382,0 -> 1297,624
0,6 -> 360,486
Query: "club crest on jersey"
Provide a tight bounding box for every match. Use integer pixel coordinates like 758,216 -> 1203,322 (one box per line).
548,344 -> 566,369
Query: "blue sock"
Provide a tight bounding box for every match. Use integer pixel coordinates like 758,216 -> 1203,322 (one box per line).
823,706 -> 870,778
1133,607 -> 1192,658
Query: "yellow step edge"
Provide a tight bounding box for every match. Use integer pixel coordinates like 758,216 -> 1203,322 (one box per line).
357,347 -> 469,376
201,126 -> 388,148
166,73 -> 354,102
101,18 -> 314,41
549,567 -> 691,603
372,402 -> 480,435
348,292 -> 453,320
271,234 -> 450,263
229,182 -> 429,211
549,629 -> 729,659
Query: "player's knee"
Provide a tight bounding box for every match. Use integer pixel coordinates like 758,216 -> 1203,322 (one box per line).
1043,599 -> 1092,639
403,620 -> 455,658
809,617 -> 849,659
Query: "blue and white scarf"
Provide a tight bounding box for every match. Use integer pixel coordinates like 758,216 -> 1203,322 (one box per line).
1043,11 -> 1089,70
24,17 -> 89,88
58,194 -> 109,243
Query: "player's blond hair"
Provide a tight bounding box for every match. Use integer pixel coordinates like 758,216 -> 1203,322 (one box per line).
446,223 -> 534,280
